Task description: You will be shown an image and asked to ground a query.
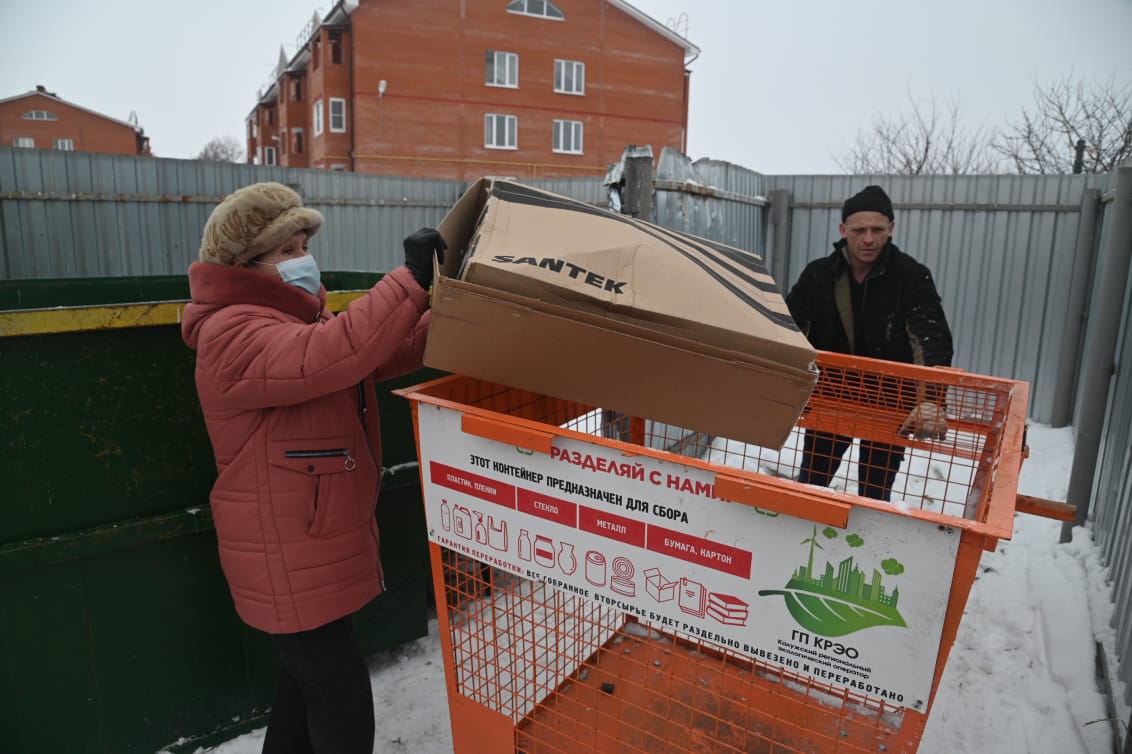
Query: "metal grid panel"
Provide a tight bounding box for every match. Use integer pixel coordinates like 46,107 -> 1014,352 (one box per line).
411,356 -> 1026,753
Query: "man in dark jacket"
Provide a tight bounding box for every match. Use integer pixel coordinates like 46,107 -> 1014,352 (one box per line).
785,185 -> 953,501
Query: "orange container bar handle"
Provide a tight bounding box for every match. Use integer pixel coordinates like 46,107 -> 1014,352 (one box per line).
714,473 -> 851,528
460,413 -> 556,454
1015,494 -> 1077,522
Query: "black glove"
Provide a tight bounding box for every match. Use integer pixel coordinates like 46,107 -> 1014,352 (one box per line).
403,228 -> 447,290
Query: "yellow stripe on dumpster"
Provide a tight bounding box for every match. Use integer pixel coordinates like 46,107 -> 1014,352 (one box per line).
0,302 -> 186,336
0,291 -> 367,337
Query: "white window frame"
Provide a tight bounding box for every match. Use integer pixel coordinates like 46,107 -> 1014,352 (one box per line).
264,146 -> 276,165
13,137 -> 34,148
329,98 -> 346,132
554,59 -> 585,95
485,51 -> 519,88
312,99 -> 324,136
53,138 -> 74,151
484,114 -> 518,150
23,110 -> 57,121
507,0 -> 564,20
552,120 -> 583,154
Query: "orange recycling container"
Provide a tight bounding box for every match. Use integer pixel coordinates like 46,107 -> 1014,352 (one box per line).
395,350 -> 1029,753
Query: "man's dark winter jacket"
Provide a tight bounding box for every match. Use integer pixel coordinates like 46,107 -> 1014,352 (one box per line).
785,239 -> 953,368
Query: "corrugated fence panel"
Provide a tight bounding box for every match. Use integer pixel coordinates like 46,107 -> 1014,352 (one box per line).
0,149 -> 469,279
525,177 -> 606,206
1084,168 -> 1132,710
653,149 -> 767,259
0,147 -> 1115,426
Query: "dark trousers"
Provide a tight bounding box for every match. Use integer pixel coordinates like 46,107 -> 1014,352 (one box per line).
262,615 -> 374,754
797,430 -> 905,502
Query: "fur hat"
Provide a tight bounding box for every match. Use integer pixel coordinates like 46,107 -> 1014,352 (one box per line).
842,185 -> 894,222
199,182 -> 323,266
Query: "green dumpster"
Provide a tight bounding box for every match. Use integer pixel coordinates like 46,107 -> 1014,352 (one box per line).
0,273 -> 433,754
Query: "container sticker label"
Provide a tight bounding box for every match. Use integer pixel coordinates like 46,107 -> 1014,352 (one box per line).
416,404 -> 960,709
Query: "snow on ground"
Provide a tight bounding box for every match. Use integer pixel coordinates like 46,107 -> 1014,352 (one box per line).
176,423 -> 1126,754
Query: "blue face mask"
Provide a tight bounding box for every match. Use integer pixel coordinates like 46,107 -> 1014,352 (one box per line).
269,255 -> 321,296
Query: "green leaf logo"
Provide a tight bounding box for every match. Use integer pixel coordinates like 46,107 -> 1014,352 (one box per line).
758,526 -> 907,637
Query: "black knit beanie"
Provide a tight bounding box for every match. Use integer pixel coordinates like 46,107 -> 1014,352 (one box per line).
841,185 -> 894,221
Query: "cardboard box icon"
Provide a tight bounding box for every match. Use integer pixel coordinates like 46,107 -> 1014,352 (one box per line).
426,179 -> 818,449
644,568 -> 677,603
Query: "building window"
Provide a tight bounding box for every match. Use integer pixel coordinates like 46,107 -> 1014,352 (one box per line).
293,129 -> 304,154
292,78 -> 303,101
54,138 -> 74,151
264,146 -> 276,165
23,110 -> 57,121
485,51 -> 519,88
329,98 -> 346,132
507,0 -> 564,19
484,114 -> 517,150
313,99 -> 323,136
552,120 -> 583,154
330,31 -> 343,64
331,164 -> 347,172
554,60 -> 585,95
13,137 -> 35,148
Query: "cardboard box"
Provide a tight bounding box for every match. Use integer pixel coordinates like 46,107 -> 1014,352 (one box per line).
425,178 -> 818,449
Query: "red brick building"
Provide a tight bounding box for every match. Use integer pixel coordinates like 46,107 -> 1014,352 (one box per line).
0,86 -> 151,156
246,0 -> 697,180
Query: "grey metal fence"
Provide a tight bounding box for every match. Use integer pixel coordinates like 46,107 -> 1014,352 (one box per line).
1077,166 -> 1132,723
4,143 -> 1132,741
653,148 -> 1115,427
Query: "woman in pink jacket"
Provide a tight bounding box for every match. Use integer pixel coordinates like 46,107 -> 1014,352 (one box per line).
182,182 -> 445,754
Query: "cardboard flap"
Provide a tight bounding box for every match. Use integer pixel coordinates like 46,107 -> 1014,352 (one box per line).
440,179 -> 815,368
426,178 -> 819,449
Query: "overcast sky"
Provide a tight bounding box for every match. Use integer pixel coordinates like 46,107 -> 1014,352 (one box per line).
1,0 -> 1128,174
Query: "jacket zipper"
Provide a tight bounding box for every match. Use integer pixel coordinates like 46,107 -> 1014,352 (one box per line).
284,448 -> 357,470
356,381 -> 386,591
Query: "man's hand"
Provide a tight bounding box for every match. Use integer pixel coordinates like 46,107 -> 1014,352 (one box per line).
403,228 -> 447,291
899,402 -> 948,440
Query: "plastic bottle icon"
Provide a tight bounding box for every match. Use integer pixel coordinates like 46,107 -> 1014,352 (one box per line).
557,542 -> 577,575
440,499 -> 452,532
453,505 -> 472,539
518,529 -> 533,561
473,512 -> 488,545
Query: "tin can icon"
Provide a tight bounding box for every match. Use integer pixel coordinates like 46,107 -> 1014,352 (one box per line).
585,550 -> 607,586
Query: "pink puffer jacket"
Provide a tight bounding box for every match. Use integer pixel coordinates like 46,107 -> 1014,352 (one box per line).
182,262 -> 429,634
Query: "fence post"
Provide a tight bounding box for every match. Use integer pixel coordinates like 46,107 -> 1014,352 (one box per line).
621,149 -> 654,222
1063,167 -> 1132,541
1050,188 -> 1102,427
768,189 -> 793,287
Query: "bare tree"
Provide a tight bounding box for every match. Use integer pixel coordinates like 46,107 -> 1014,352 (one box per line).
836,93 -> 1000,175
198,136 -> 244,163
994,74 -> 1132,174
